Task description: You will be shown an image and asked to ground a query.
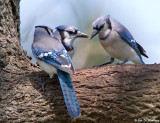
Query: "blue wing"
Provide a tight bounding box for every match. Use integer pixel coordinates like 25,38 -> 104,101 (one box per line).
117,29 -> 146,64
117,29 -> 141,56
110,16 -> 148,59
32,47 -> 75,74
57,69 -> 81,118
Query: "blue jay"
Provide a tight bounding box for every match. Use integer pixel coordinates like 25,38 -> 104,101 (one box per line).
54,25 -> 88,57
90,15 -> 148,65
32,25 -> 80,118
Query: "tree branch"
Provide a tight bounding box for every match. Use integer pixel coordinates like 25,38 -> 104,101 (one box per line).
2,64 -> 160,122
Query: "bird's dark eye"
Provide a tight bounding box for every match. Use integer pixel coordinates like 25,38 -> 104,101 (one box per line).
68,31 -> 77,35
99,24 -> 104,29
68,31 -> 74,34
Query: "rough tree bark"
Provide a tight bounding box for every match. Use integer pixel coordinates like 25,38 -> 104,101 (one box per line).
0,1 -> 160,123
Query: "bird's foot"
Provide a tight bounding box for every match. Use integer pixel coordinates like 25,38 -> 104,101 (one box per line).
93,63 -> 109,67
93,61 -> 113,67
116,62 -> 122,65
94,57 -> 115,67
116,60 -> 128,65
37,77 -> 50,94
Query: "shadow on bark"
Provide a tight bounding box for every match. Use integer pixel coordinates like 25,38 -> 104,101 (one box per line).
28,70 -> 75,122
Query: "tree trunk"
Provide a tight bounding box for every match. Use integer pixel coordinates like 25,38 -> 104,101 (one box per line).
0,1 -> 160,123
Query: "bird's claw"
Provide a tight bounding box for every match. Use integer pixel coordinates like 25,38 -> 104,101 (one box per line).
37,77 -> 49,94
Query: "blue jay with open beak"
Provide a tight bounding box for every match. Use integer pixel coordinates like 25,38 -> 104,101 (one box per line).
54,25 -> 88,58
90,15 -> 148,65
32,25 -> 80,118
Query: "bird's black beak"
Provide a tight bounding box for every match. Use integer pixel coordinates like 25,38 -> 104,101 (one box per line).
90,29 -> 99,40
77,31 -> 88,38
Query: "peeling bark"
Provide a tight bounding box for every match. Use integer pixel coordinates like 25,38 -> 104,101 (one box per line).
0,1 -> 160,123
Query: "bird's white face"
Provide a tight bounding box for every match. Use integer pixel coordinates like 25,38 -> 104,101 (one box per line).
56,28 -> 78,51
98,21 -> 111,33
62,31 -> 75,47
98,21 -> 105,32
56,26 -> 88,51
63,30 -> 77,40
59,27 -> 88,46
90,15 -> 111,40
97,21 -> 111,39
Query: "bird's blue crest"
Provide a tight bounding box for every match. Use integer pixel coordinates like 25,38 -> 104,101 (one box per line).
35,25 -> 52,30
56,25 -> 78,31
35,25 -> 48,28
93,15 -> 110,28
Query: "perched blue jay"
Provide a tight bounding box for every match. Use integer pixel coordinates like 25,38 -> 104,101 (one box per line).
90,15 -> 148,65
32,25 -> 80,118
54,25 -> 88,57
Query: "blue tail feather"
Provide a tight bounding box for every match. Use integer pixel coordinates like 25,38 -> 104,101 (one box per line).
57,69 -> 81,118
138,56 -> 145,64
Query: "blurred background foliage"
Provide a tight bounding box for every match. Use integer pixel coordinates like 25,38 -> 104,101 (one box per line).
20,0 -> 160,69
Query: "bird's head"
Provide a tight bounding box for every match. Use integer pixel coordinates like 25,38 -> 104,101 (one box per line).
35,25 -> 54,37
90,15 -> 111,40
56,25 -> 88,41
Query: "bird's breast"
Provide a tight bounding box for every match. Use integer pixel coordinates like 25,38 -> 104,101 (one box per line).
36,58 -> 57,78
99,31 -> 140,63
